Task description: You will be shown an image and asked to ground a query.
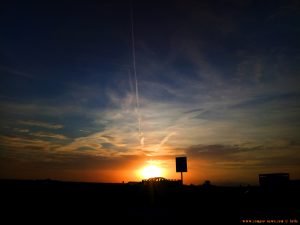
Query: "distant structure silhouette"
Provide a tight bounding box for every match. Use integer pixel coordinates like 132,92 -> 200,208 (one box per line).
202,180 -> 212,187
259,173 -> 290,188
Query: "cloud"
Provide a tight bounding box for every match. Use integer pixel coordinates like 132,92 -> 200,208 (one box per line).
186,143 -> 300,169
54,130 -> 134,157
0,148 -> 148,182
0,135 -> 59,152
0,101 -> 89,117
0,65 -> 34,79
13,128 -> 29,133
30,131 -> 67,140
236,55 -> 264,82
19,120 -> 63,129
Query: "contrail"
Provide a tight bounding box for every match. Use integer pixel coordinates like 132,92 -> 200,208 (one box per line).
128,69 -> 134,96
159,132 -> 176,148
130,0 -> 144,149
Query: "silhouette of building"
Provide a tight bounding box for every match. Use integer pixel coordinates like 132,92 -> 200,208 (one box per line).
259,173 -> 290,188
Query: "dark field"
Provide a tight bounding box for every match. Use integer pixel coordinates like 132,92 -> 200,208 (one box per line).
1,179 -> 299,224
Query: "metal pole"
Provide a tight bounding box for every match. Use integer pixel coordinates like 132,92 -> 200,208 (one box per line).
181,171 -> 183,185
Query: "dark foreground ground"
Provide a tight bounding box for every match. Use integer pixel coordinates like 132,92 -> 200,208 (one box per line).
0,179 -> 299,224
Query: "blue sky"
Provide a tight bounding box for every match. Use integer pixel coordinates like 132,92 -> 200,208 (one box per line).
0,0 -> 299,184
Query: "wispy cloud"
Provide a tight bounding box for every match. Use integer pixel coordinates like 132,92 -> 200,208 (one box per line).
0,101 -> 89,117
19,120 -> 63,129
0,65 -> 34,79
13,128 -> 29,133
51,124 -> 139,157
0,135 -> 59,152
186,142 -> 300,169
30,131 -> 67,140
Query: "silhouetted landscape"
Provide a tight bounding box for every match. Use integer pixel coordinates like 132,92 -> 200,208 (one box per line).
1,178 -> 299,224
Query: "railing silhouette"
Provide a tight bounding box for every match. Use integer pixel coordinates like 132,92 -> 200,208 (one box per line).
142,177 -> 181,185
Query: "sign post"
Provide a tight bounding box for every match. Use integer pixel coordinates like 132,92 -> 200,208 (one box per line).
176,157 -> 187,185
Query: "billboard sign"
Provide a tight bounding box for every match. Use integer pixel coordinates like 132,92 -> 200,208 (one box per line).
176,157 -> 187,172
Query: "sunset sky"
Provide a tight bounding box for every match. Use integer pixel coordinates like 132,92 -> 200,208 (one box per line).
1,0 -> 299,185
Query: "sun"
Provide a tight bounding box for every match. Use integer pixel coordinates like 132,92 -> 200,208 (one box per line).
140,165 -> 162,179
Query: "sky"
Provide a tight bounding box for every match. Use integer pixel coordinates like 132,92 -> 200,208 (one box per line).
0,0 -> 300,185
